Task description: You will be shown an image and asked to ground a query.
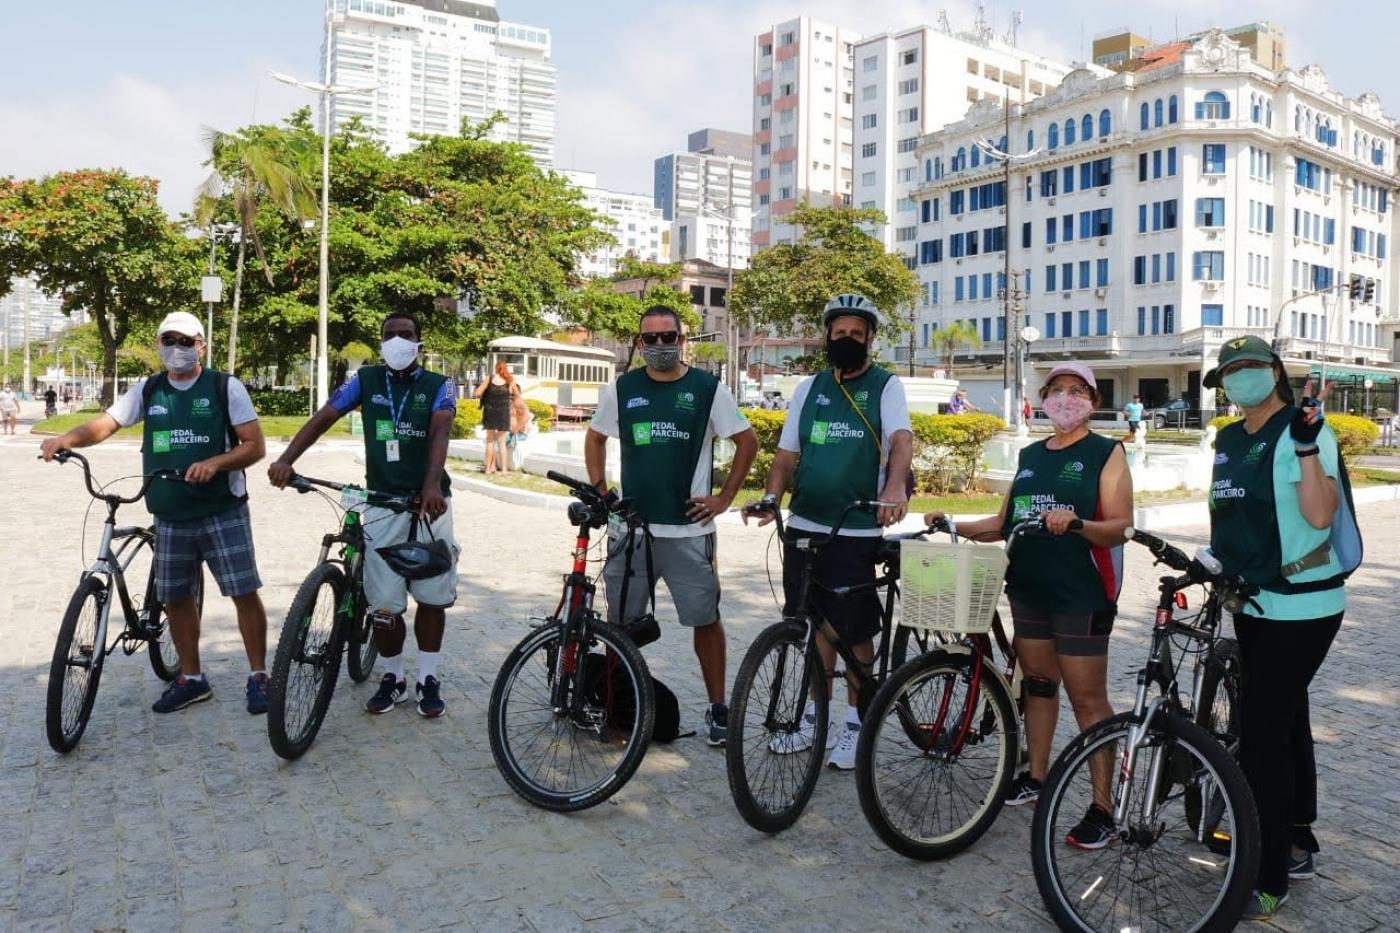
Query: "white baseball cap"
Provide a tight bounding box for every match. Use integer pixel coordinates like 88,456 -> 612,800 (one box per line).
157,311 -> 205,339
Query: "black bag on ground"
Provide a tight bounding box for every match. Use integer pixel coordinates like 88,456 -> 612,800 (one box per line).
581,651 -> 682,743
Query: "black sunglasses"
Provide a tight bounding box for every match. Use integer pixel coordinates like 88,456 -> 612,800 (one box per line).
639,331 -> 680,346
160,334 -> 198,348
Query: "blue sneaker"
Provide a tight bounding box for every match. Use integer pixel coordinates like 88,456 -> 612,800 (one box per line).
152,675 -> 212,713
416,676 -> 445,718
246,673 -> 269,715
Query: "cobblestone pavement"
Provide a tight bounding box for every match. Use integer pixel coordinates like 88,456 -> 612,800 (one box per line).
1,438 -> 1396,932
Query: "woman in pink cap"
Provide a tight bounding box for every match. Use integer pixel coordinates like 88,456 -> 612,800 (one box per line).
927,361 -> 1132,848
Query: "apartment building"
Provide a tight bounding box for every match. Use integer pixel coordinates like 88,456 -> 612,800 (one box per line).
560,171 -> 665,279
653,129 -> 753,221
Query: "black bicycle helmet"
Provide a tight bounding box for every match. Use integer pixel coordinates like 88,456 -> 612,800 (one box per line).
375,518 -> 454,581
822,293 -> 881,334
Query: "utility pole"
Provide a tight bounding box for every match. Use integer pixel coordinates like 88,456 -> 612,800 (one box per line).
726,159 -> 737,397
1008,270 -> 1028,427
22,286 -> 32,395
2,295 -> 9,368
1001,90 -> 1013,424
207,230 -> 218,366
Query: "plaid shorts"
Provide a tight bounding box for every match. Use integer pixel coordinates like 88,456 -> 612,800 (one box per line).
154,503 -> 263,601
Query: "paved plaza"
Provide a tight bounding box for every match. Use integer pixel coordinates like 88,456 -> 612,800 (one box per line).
0,426 -> 1396,932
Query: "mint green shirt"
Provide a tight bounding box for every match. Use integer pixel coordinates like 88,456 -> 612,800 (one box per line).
1250,427 -> 1348,621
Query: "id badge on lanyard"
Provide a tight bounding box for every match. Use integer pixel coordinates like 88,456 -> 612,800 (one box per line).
383,375 -> 416,464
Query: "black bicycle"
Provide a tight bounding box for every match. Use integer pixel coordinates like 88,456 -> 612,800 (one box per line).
1030,527 -> 1260,933
487,471 -> 655,812
266,473 -> 411,760
43,450 -> 198,753
725,497 -> 938,833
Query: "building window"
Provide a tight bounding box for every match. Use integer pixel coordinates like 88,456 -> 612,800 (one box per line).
1195,198 -> 1225,227
862,84 -> 877,101
861,114 -> 877,129
897,137 -> 919,153
1048,123 -> 1058,149
1081,114 -> 1093,141
1201,303 -> 1224,326
1168,94 -> 1178,123
861,142 -> 877,158
863,55 -> 878,72
1192,251 -> 1225,281
1154,99 -> 1163,127
1064,118 -> 1076,146
901,49 -> 918,65
1098,108 -> 1111,138
898,107 -> 919,123
1196,91 -> 1230,121
898,78 -> 919,94
1202,144 -> 1226,175
1140,103 -> 1149,131
967,57 -> 979,74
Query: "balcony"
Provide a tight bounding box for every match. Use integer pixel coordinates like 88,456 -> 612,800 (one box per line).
1273,336 -> 1392,367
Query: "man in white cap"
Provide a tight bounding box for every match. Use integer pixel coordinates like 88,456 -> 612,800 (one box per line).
40,311 -> 272,714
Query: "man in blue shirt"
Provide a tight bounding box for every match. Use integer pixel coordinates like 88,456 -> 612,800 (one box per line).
1124,395 -> 1145,435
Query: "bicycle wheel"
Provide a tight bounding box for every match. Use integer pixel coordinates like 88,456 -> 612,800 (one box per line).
147,566 -> 202,683
343,576 -> 378,684
855,648 -> 1017,860
488,619 -> 654,811
889,624 -> 940,671
1188,638 -> 1241,835
1031,711 -> 1260,933
268,563 -> 348,760
46,576 -> 107,753
725,619 -> 829,833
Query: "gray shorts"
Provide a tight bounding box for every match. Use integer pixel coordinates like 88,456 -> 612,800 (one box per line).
361,506 -> 460,614
154,503 -> 262,602
603,530 -> 721,629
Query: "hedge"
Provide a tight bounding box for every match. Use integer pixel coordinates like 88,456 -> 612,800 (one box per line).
739,408 -> 787,488
451,397 -> 556,439
249,388 -> 312,416
1208,412 -> 1379,459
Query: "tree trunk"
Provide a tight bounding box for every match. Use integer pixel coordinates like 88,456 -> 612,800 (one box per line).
91,292 -> 118,406
226,233 -> 248,374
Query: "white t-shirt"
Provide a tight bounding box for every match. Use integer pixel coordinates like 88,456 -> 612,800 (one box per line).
107,371 -> 258,497
0,389 -> 17,412
591,374 -> 750,538
779,370 -> 913,537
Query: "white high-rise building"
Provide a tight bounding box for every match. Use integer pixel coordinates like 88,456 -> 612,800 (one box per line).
2,277 -> 75,354
561,171 -> 666,279
671,211 -> 752,269
911,31 -> 1400,413
325,0 -> 556,166
751,17 -> 863,249
653,129 -> 753,222
853,17 -> 1089,261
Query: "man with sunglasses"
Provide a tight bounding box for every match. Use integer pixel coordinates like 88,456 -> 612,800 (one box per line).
39,311 -> 271,715
586,305 -> 758,747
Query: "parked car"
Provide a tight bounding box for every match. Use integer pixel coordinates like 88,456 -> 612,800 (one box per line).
1147,398 -> 1205,429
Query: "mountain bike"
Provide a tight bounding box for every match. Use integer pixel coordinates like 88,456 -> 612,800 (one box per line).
853,516 -> 1068,860
725,498 -> 939,833
1030,527 -> 1261,933
487,470 -> 654,812
265,473 -> 409,760
43,450 -> 199,753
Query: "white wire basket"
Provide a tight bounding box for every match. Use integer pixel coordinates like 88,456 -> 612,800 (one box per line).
899,540 -> 1009,634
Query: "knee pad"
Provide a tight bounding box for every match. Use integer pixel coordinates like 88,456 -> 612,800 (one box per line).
1025,675 -> 1060,699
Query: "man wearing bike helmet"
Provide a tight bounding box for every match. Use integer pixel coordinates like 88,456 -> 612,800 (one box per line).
39,311 -> 272,715
747,293 -> 913,769
269,311 -> 458,719
586,305 -> 758,747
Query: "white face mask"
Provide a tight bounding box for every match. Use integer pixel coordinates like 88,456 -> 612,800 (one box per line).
159,343 -> 200,374
381,337 -> 420,371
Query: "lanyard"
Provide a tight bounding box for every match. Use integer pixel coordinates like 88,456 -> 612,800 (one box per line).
383,372 -> 419,429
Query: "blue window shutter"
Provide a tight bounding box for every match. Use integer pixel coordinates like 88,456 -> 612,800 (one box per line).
1097,309 -> 1107,335
1137,307 -> 1146,335
1140,103 -> 1149,130
1139,204 -> 1147,233
1195,102 -> 1204,120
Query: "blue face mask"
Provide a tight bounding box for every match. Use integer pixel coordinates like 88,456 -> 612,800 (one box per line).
1221,367 -> 1275,408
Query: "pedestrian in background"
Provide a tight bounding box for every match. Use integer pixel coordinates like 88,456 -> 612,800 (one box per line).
474,361 -> 517,474
507,393 -> 531,472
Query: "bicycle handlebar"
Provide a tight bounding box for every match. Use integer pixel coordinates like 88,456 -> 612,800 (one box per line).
744,497 -> 887,549
286,473 -> 416,512
1123,526 -> 1192,572
545,470 -> 640,521
1124,527 -> 1259,603
44,449 -> 179,504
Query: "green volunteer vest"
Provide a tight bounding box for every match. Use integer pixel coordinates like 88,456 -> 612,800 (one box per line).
1208,406 -> 1292,587
1001,432 -> 1120,612
615,366 -> 718,526
790,367 -> 893,531
358,365 -> 452,498
142,370 -> 242,521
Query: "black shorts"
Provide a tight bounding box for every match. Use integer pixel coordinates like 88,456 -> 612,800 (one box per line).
782,533 -> 883,646
1128,420 -> 1141,432
1009,597 -> 1114,657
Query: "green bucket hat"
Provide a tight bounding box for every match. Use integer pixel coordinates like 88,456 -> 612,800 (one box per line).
1203,335 -> 1277,389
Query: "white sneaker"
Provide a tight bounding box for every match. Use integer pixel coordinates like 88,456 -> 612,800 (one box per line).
828,723 -> 860,770
768,711 -> 839,755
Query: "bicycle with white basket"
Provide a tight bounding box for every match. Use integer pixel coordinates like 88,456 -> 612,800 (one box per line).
853,515 -> 1079,860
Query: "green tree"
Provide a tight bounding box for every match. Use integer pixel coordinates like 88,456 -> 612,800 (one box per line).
729,203 -> 918,339
564,258 -> 700,340
195,125 -> 318,375
689,340 -> 727,375
0,170 -> 199,403
929,320 -> 982,377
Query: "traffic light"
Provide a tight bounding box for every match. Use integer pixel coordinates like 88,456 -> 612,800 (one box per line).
1348,275 -> 1363,300
1363,278 -> 1376,303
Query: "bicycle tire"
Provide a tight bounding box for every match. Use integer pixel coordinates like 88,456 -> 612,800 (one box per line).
1031,710 -> 1260,933
1188,638 -> 1241,835
488,619 -> 654,812
148,568 -> 202,682
725,619 -> 830,833
889,624 -> 940,671
268,563 -> 348,760
46,576 -> 107,754
343,576 -> 378,684
855,648 -> 1018,860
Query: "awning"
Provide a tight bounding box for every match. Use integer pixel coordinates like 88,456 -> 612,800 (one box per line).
1304,366 -> 1398,385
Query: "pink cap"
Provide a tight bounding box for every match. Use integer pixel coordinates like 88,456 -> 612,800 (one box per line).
1045,362 -> 1097,390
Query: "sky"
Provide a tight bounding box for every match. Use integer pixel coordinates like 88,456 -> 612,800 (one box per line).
1,0 -> 1394,216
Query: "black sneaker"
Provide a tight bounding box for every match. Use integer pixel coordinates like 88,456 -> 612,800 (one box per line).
1066,804 -> 1117,850
1005,772 -> 1042,807
705,703 -> 728,747
1243,890 -> 1289,920
245,673 -> 269,715
1288,850 -> 1316,880
366,674 -> 407,714
152,675 -> 212,713
416,676 -> 445,718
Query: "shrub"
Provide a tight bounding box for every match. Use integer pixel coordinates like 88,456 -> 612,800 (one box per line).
249,388 -> 312,416
451,399 -> 483,439
525,398 -> 554,432
739,408 -> 787,488
1327,413 -> 1379,459
1207,415 -> 1240,432
910,413 -> 1007,494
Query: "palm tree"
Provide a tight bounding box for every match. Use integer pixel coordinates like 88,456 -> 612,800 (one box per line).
195,127 -> 317,374
929,320 -> 983,377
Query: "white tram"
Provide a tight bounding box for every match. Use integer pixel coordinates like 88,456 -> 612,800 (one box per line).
485,336 -> 617,407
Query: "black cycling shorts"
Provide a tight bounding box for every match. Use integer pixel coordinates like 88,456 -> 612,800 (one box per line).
782,533 -> 884,646
1009,597 -> 1115,657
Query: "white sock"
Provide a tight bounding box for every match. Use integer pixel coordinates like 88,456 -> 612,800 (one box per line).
184,672 -> 205,683
382,653 -> 405,682
418,651 -> 439,683
803,700 -> 817,722
249,669 -> 266,678
845,705 -> 861,729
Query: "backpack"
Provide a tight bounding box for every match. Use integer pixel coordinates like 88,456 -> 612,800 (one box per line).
581,649 -> 683,743
1266,438 -> 1364,594
139,370 -> 238,450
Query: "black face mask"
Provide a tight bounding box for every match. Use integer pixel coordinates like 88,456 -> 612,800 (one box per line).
826,336 -> 868,373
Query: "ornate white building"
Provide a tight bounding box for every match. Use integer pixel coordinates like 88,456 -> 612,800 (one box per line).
911,31 -> 1399,412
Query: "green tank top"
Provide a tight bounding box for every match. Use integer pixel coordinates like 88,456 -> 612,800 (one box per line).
1001,432 -> 1122,613
142,370 -> 242,521
615,366 -> 718,526
790,367 -> 892,531
1208,406 -> 1292,586
358,366 -> 451,498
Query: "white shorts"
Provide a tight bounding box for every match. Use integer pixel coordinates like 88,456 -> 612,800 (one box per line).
361,505 -> 460,614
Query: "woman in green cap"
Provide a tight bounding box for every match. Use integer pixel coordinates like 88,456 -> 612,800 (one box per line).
1205,335 -> 1347,921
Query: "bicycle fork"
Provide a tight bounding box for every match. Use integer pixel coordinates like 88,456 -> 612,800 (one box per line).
1112,599 -> 1178,828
